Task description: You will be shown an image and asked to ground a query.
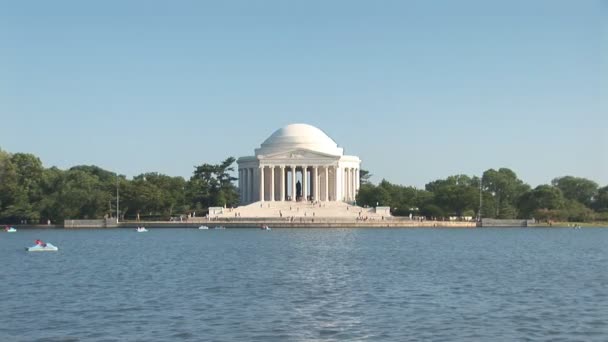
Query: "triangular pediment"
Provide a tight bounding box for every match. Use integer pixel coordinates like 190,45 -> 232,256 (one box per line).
259,148 -> 340,160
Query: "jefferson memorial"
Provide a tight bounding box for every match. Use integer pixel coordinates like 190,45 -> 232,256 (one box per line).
237,124 -> 361,204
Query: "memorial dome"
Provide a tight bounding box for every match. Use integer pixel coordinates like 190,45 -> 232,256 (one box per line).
255,123 -> 343,156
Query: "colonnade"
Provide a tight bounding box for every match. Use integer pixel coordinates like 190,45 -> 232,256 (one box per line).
239,165 -> 359,204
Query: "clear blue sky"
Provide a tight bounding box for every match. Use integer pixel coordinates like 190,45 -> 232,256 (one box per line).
1,0 -> 606,188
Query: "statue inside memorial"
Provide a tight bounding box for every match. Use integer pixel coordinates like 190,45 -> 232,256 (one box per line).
296,180 -> 302,200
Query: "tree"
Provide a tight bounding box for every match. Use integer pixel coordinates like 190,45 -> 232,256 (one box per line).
356,183 -> 391,207
561,200 -> 595,222
377,180 -> 418,216
39,169 -> 111,222
188,157 -> 239,210
359,169 -> 372,185
518,185 -> 565,219
0,149 -> 18,222
482,168 -> 530,218
130,173 -> 187,217
595,186 -> 608,212
551,176 -> 598,208
0,153 -> 44,223
425,175 -> 479,216
420,204 -> 444,219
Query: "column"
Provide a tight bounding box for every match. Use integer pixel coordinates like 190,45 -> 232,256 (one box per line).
335,166 -> 340,202
259,166 -> 265,202
243,169 -> 247,203
243,168 -> 248,203
239,169 -> 243,203
350,168 -> 354,201
270,166 -> 275,201
344,168 -> 349,201
248,168 -> 253,203
346,167 -> 350,201
351,168 -> 356,201
242,169 -> 245,203
313,166 -> 318,201
280,166 -> 285,201
291,166 -> 297,201
355,168 -> 359,196
341,168 -> 345,201
349,168 -> 354,201
302,165 -> 307,201
352,168 -> 357,201
324,166 -> 329,201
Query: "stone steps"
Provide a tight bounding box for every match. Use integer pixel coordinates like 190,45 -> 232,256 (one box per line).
217,201 -> 382,218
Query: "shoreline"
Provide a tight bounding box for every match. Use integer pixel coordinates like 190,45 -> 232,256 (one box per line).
10,221 -> 608,229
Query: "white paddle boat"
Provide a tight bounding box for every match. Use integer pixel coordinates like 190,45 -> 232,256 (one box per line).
26,240 -> 58,252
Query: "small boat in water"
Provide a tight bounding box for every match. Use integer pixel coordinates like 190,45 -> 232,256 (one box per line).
5,226 -> 17,233
198,225 -> 209,230
136,227 -> 148,232
261,225 -> 271,231
26,240 -> 58,252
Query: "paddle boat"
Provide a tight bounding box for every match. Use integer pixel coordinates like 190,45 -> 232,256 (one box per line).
136,226 -> 148,232
26,240 -> 58,252
5,226 -> 17,233
198,225 -> 209,230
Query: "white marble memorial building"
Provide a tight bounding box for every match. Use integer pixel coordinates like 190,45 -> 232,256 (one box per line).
237,124 -> 361,204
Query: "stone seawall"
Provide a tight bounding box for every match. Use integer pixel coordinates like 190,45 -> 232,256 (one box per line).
64,218 -> 118,228
61,218 -> 476,228
115,220 -> 476,229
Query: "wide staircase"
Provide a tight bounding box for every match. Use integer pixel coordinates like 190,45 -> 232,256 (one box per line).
216,201 -> 383,219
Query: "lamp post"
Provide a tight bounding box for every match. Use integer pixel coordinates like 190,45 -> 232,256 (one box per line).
477,177 -> 483,222
116,177 -> 120,223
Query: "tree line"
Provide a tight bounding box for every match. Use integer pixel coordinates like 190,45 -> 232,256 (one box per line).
356,168 -> 608,222
1,148 -> 606,223
0,148 -> 239,224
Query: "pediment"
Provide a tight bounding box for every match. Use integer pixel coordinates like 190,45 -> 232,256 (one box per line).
259,148 -> 339,160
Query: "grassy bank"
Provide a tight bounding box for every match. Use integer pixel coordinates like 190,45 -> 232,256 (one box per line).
530,221 -> 608,228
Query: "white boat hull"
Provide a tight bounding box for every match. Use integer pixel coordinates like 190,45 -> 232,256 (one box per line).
26,243 -> 58,252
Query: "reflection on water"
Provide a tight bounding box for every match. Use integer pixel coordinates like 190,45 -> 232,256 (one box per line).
1,228 -> 607,341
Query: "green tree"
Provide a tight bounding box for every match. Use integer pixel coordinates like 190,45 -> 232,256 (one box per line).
41,169 -> 111,221
0,149 -> 18,222
518,185 -> 565,219
482,168 -> 530,218
551,176 -> 598,208
122,175 -> 164,219
594,186 -> 608,212
419,204 -> 444,219
377,180 -> 418,216
359,169 -> 372,185
425,175 -> 479,216
0,153 -> 44,223
562,199 -> 595,222
127,173 -> 187,217
188,157 -> 239,210
356,183 -> 391,207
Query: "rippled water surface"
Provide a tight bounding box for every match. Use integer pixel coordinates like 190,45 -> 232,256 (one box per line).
1,228 -> 607,341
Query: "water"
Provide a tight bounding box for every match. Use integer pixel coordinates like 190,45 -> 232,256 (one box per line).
1,228 -> 607,341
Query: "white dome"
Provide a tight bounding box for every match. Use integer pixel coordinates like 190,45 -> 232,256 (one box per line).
255,123 -> 343,156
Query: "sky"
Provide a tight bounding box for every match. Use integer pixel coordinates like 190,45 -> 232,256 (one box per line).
1,0 -> 606,188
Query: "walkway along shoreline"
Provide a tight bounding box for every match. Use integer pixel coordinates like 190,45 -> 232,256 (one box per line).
15,221 -> 607,229
45,219 -> 478,229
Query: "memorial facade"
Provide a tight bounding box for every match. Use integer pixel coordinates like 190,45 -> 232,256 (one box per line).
237,124 -> 361,204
